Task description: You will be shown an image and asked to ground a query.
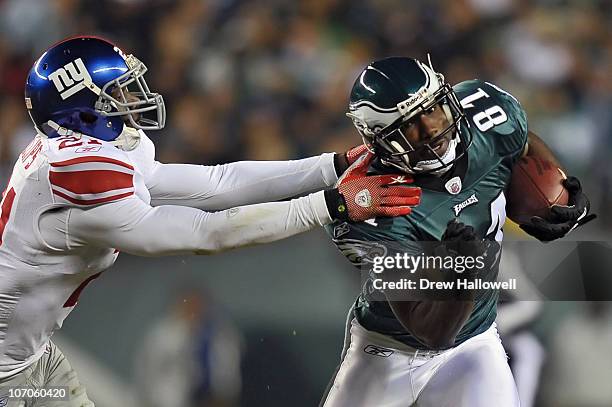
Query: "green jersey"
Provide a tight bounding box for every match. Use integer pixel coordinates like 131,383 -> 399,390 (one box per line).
325,79 -> 528,349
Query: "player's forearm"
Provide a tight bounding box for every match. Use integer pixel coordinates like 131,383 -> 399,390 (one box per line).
148,154 -> 338,210
387,299 -> 474,349
524,131 -> 563,169
383,261 -> 476,349
64,193 -> 331,256
191,191 -> 332,254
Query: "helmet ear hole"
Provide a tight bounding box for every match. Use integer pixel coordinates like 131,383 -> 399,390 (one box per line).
79,112 -> 98,124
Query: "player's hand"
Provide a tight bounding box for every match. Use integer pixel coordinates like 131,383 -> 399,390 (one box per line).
325,151 -> 421,222
519,176 -> 597,242
345,144 -> 370,166
434,220 -> 492,288
334,144 -> 370,176
438,219 -> 487,259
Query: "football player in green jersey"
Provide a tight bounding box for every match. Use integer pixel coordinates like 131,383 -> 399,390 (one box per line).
321,57 -> 596,407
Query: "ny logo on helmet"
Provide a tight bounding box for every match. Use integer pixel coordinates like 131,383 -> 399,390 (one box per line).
48,58 -> 93,100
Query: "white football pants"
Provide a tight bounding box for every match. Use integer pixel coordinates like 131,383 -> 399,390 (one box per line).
0,341 -> 93,407
321,315 -> 520,407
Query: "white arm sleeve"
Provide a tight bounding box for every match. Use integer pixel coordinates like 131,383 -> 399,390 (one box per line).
146,154 -> 338,210
38,192 -> 331,256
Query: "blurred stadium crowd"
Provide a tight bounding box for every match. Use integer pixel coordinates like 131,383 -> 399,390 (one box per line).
1,1 -> 611,406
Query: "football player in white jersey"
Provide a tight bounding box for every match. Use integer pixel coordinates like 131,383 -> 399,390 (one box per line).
0,36 -> 423,406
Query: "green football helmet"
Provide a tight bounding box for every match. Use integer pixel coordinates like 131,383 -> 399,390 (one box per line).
347,56 -> 472,175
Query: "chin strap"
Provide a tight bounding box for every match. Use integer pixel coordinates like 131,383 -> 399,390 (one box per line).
406,136 -> 459,175
111,126 -> 141,151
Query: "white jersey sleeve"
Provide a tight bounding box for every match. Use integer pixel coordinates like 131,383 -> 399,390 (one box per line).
40,132 -> 333,255
133,130 -> 338,210
39,191 -> 331,256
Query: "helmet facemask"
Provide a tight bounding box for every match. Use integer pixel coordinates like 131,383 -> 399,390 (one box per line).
372,82 -> 467,175
95,54 -> 166,131
347,58 -> 472,176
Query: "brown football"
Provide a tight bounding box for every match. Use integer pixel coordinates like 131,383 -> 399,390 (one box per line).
506,156 -> 569,224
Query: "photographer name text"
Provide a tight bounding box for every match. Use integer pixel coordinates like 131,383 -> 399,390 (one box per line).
373,278 -> 517,291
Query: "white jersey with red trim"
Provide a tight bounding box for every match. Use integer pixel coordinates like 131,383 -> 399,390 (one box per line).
0,133 -> 152,379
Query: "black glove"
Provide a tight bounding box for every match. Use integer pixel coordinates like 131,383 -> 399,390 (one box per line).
519,176 -> 597,242
433,220 -> 489,299
438,219 -> 487,259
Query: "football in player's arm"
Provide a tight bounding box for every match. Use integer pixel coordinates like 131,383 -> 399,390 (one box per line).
321,57 -> 595,407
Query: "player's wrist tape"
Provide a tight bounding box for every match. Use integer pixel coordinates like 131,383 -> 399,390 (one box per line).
324,189 -> 349,222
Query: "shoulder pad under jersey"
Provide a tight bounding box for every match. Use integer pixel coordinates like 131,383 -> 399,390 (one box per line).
46,134 -> 136,206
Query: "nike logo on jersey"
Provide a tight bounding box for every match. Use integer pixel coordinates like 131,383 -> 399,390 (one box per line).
453,193 -> 479,216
